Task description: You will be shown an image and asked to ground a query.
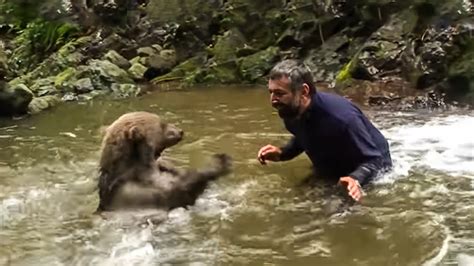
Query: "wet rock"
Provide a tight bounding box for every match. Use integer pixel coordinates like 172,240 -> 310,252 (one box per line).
151,44 -> 163,53
88,33 -> 137,60
61,92 -> 79,102
0,83 -> 34,116
89,0 -> 133,24
305,35 -> 354,83
27,95 -> 60,114
203,61 -> 240,84
145,49 -> 177,77
103,50 -> 131,69
368,90 -> 447,110
137,46 -> 158,57
0,41 -> 8,79
111,83 -> 141,98
151,55 -> 206,84
128,63 -> 148,80
353,9 -> 418,81
74,78 -> 94,93
238,46 -> 280,82
445,46 -> 474,104
84,59 -> 134,87
146,0 -> 220,48
209,29 -> 246,63
129,56 -> 142,65
30,77 -> 56,94
54,67 -> 77,91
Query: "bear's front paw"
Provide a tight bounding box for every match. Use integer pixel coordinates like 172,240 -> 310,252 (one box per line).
211,153 -> 232,175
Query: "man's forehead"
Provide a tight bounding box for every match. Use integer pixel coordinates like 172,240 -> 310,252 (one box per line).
268,76 -> 290,89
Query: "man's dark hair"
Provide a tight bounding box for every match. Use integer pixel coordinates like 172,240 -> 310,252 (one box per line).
269,59 -> 317,96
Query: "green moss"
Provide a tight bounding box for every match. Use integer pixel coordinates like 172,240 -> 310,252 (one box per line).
151,55 -> 206,84
239,46 -> 280,82
54,67 -> 77,88
335,59 -> 355,83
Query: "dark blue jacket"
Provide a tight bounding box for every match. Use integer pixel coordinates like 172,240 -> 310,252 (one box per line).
280,92 -> 392,185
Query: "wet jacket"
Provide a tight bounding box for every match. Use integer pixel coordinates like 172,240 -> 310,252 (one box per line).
280,92 -> 392,185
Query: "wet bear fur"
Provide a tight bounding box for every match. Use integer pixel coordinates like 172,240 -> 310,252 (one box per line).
96,111 -> 231,212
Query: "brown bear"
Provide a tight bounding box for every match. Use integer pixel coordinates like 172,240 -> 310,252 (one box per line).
96,111 -> 232,212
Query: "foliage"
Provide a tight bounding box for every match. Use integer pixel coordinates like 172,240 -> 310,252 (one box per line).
0,0 -> 38,28
18,20 -> 79,54
10,19 -> 79,74
0,0 -> 66,29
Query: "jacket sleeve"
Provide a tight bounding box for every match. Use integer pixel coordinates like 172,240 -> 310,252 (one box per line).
279,136 -> 304,161
345,117 -> 385,185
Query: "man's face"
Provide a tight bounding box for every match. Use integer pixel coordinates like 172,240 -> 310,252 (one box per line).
268,77 -> 301,119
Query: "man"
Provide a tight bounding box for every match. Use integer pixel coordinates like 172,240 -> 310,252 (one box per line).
257,59 -> 392,202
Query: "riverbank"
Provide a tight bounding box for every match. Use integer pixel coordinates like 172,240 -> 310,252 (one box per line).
0,0 -> 473,117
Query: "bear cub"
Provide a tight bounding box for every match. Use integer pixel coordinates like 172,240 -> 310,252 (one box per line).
96,111 -> 232,212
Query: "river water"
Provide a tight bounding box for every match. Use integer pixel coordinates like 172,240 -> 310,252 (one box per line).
0,86 -> 473,265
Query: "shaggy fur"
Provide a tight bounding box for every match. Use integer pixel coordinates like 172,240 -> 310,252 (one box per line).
96,111 -> 231,212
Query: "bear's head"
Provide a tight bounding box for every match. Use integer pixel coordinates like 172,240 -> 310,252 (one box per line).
99,111 -> 183,171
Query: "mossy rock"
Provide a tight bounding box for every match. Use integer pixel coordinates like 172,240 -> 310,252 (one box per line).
446,47 -> 474,103
54,67 -> 77,89
103,50 -> 131,70
128,63 -> 148,80
110,83 -> 141,98
238,46 -> 280,82
27,95 -> 60,114
151,55 -> 206,84
209,29 -> 246,63
203,61 -> 240,84
0,83 -> 34,116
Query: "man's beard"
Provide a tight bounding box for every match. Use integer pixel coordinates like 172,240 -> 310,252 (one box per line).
274,102 -> 300,119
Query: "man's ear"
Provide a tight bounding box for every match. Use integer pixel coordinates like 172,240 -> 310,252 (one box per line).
302,83 -> 310,97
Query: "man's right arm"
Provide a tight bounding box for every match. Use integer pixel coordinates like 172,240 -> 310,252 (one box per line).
279,137 -> 304,161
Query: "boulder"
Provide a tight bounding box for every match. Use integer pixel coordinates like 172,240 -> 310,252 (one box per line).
28,95 -> 61,114
238,46 -> 280,82
0,83 -> 34,116
128,63 -> 148,80
103,50 -> 131,70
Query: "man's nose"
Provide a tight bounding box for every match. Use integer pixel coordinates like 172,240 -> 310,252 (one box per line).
270,93 -> 277,102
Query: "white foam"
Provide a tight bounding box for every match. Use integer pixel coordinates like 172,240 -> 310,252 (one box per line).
422,234 -> 451,266
0,188 -> 50,227
92,180 -> 254,265
382,115 -> 474,181
457,253 -> 474,266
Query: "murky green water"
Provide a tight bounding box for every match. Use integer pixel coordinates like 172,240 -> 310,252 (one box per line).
0,86 -> 473,265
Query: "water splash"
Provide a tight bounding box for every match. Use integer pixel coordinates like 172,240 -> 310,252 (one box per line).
381,115 -> 474,182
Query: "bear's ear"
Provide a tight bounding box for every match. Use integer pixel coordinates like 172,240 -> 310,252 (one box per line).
126,126 -> 144,141
98,125 -> 109,136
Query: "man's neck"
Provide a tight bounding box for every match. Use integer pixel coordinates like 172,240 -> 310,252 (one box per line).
296,96 -> 312,119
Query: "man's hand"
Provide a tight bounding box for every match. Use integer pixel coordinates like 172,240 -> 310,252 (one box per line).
338,176 -> 363,202
257,145 -> 282,165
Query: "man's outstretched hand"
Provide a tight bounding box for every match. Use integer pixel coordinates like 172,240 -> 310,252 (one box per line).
257,145 -> 282,165
338,176 -> 363,202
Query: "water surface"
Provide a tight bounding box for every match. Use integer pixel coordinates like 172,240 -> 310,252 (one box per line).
0,86 -> 473,265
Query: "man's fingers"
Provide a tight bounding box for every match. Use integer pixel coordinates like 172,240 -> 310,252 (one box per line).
258,145 -> 274,157
258,145 -> 276,165
338,179 -> 348,187
349,187 -> 361,201
347,182 -> 354,191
